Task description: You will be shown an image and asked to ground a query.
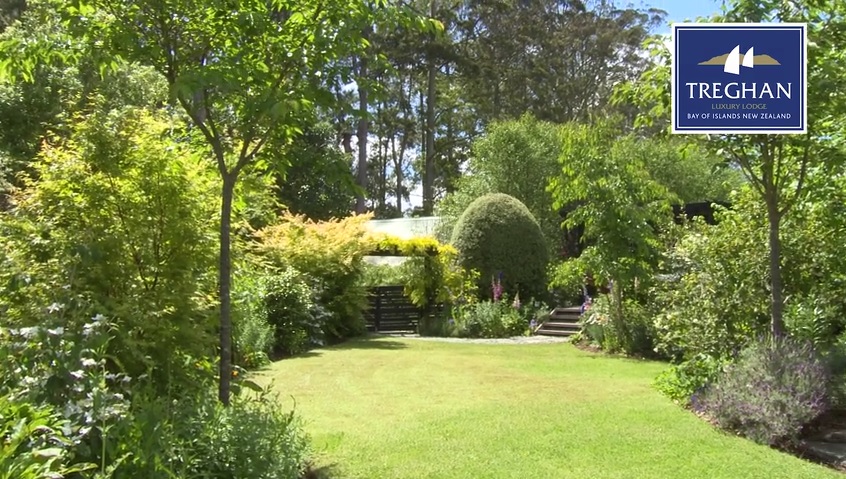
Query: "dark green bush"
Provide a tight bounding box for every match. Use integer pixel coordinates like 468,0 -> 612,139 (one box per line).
232,267 -> 275,368
264,266 -> 329,357
450,193 -> 548,301
695,337 -> 830,447
653,180 -> 846,364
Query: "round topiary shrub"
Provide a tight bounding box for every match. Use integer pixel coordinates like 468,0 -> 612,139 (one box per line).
450,193 -> 549,301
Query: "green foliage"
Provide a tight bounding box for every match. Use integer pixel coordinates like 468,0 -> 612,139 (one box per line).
0,0 -> 168,193
264,266 -> 330,357
452,298 -> 530,339
579,295 -> 655,356
29,0 -> 432,404
116,388 -> 310,479
371,235 -> 471,310
695,337 -> 830,447
0,107 -> 219,385
254,213 -> 373,341
272,121 -> 359,221
641,141 -> 742,204
550,119 -> 672,353
450,193 -> 549,301
653,174 -> 846,364
550,120 -> 672,291
0,396 -> 95,479
436,115 -> 561,249
360,262 -> 406,287
0,313 -> 310,478
654,354 -> 728,406
650,204 -> 769,362
232,267 -> 275,369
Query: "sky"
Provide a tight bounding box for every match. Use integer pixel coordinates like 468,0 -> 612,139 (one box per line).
647,0 -> 723,33
401,0 -> 726,214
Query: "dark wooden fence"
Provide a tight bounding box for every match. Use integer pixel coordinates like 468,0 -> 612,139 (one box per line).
365,285 -> 444,333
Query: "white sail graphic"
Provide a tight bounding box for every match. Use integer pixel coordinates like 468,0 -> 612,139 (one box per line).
742,46 -> 755,68
723,45 -> 755,75
724,45 -> 741,74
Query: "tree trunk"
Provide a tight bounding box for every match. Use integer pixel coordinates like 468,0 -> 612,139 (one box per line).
218,173 -> 236,406
766,191 -> 785,337
423,0 -> 437,215
355,28 -> 371,214
395,130 -> 409,215
611,280 -> 627,350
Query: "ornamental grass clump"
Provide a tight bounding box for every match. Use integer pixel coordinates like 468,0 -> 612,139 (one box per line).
695,336 -> 830,447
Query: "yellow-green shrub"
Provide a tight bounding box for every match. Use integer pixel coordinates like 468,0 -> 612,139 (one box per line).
370,235 -> 477,310
253,213 -> 374,340
0,107 -> 219,386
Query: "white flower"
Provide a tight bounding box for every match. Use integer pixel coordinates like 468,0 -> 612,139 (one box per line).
18,327 -> 38,338
47,302 -> 64,313
70,370 -> 85,379
81,358 -> 97,368
47,327 -> 64,336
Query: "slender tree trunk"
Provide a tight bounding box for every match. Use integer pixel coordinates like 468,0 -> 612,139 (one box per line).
218,173 -> 236,406
396,130 -> 409,215
419,90 -> 425,169
766,190 -> 785,337
355,28 -> 371,214
379,137 -> 387,212
611,280 -> 628,352
423,0 -> 437,215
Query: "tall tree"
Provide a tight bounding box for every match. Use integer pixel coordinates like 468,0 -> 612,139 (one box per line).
456,0 -> 663,125
355,26 -> 372,214
3,0 -> 429,405
422,0 -> 437,214
614,0 -> 846,336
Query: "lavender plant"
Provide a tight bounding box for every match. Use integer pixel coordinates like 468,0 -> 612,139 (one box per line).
696,337 -> 830,446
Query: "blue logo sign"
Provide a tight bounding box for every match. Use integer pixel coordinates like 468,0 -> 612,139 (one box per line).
672,23 -> 807,134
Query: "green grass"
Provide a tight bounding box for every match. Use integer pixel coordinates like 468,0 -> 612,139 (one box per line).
255,337 -> 839,479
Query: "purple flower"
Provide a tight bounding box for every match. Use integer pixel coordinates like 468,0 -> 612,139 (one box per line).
491,275 -> 503,302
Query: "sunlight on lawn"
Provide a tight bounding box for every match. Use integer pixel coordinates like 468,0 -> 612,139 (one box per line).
255,337 -> 838,479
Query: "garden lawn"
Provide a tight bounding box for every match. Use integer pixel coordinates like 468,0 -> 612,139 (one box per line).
255,337 -> 839,479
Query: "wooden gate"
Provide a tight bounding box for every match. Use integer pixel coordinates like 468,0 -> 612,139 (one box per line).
365,285 -> 420,333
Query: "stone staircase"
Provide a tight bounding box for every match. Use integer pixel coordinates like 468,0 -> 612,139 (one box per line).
535,306 -> 582,337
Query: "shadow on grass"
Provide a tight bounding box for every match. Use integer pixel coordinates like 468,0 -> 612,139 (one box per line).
301,462 -> 342,479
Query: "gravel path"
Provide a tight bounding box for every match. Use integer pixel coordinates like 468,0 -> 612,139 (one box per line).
373,333 -> 570,344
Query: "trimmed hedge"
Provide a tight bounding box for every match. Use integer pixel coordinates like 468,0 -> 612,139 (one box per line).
450,193 -> 548,301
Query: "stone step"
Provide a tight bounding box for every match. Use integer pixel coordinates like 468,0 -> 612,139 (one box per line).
801,440 -> 846,467
550,312 -> 581,321
541,321 -> 580,330
807,430 -> 846,444
535,328 -> 576,337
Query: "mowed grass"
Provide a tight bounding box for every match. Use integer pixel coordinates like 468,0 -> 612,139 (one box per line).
255,337 -> 838,479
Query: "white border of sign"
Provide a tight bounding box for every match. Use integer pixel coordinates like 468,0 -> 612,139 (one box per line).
671,22 -> 808,135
